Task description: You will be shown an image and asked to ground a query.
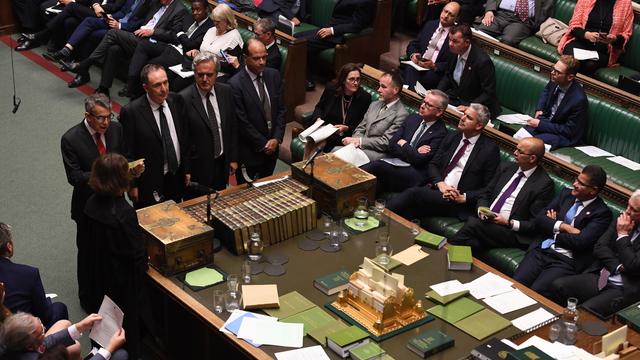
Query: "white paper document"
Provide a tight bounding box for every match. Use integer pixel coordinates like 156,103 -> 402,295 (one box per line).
430,279 -> 466,297
275,345 -> 330,360
169,64 -> 194,78
333,144 -> 370,167
511,307 -> 556,331
483,288 -> 537,314
517,336 -> 601,360
381,157 -> 411,167
401,60 -> 430,72
447,104 -> 463,116
237,317 -> 304,348
392,244 -> 429,265
299,119 -> 339,144
573,48 -> 599,61
89,296 -> 124,348
575,146 -> 615,157
220,309 -> 277,334
471,28 -> 500,42
465,272 -> 513,299
513,127 -> 533,140
608,155 -> 640,171
497,113 -> 530,125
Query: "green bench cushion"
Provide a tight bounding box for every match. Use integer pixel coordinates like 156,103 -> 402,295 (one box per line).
594,66 -> 640,87
517,37 -> 561,63
492,55 -> 548,116
478,248 -> 526,277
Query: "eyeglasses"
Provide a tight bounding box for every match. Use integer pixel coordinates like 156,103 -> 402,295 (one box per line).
90,113 -> 114,122
346,77 -> 361,84
574,176 -> 596,189
550,68 -> 567,75
422,101 -> 442,111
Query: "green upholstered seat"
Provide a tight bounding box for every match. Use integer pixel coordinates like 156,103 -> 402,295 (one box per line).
594,24 -> 640,86
516,0 -> 574,62
492,55 -> 548,116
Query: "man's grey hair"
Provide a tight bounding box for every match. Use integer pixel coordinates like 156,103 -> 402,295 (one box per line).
192,51 -> 218,70
84,93 -> 111,113
631,189 -> 640,201
0,312 -> 39,352
469,103 -> 490,126
255,17 -> 276,34
426,89 -> 449,110
0,223 -> 12,257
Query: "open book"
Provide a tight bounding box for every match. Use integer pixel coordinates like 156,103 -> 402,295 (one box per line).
299,119 -> 339,144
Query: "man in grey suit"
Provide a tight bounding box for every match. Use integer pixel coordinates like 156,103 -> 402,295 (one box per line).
476,0 -> 553,46
341,70 -> 409,161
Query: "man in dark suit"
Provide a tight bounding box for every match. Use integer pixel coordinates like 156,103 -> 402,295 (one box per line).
524,56 -> 588,150
403,2 -> 460,91
361,89 -> 449,194
65,0 -> 187,94
229,39 -> 286,183
123,0 -> 212,98
253,18 -> 282,71
552,190 -> 640,316
180,52 -> 237,194
513,165 -> 612,300
438,24 -> 500,118
387,103 -> 500,221
0,223 -> 68,329
257,0 -> 307,26
295,0 -> 375,90
60,93 -> 127,310
448,137 -> 554,251
476,0 -> 553,46
120,64 -> 189,208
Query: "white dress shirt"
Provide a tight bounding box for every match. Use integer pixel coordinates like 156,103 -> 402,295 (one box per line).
84,119 -> 106,150
198,87 -> 224,157
444,133 -> 480,189
147,95 -> 181,174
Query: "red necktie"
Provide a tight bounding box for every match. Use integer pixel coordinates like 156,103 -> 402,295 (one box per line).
95,133 -> 106,155
515,0 -> 529,22
444,138 -> 470,177
254,0 -> 263,6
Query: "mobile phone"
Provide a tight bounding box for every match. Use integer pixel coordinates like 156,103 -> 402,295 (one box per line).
219,49 -> 230,62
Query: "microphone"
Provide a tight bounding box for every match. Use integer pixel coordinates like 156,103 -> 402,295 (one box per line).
188,181 -> 214,194
302,146 -> 323,170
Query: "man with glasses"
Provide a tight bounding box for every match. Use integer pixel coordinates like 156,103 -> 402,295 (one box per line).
524,55 -> 588,150
512,165 -> 612,299
253,18 -> 282,71
61,93 -> 127,311
449,137 -> 554,250
552,189 -> 640,316
361,90 -> 449,194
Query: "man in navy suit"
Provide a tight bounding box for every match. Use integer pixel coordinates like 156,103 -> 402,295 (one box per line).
229,39 -> 286,182
552,190 -> 640,316
513,165 -> 612,300
361,90 -> 449,194
387,103 -> 500,221
0,223 -> 68,329
448,137 -> 555,251
403,2 -> 460,91
257,0 -> 306,25
524,55 -> 588,150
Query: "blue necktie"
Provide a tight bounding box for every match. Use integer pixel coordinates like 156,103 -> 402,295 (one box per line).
541,200 -> 582,249
120,0 -> 143,25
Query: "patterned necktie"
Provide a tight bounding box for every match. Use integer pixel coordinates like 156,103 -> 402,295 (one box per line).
409,122 -> 427,147
94,133 -> 106,155
256,75 -> 272,133
444,138 -> 470,176
423,27 -> 444,61
515,0 -> 529,22
158,104 -> 179,174
564,200 -> 583,224
205,92 -> 222,158
491,171 -> 525,213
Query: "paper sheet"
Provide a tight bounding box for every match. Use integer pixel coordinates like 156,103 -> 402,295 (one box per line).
381,157 -> 411,167
237,317 -> 304,348
447,104 -> 463,116
299,119 -> 338,144
483,288 -> 537,314
391,244 -> 429,265
511,307 -> 556,331
414,81 -> 428,96
471,28 -> 500,42
401,60 -> 430,71
225,312 -> 267,347
333,144 -> 370,167
513,127 -> 533,140
497,113 -> 530,125
575,146 -> 614,158
169,64 -> 194,78
89,296 -> 124,348
275,345 -> 330,360
608,156 -> 640,171
573,48 -> 599,61
430,280 -> 467,297
465,272 -> 513,299
220,309 -> 277,334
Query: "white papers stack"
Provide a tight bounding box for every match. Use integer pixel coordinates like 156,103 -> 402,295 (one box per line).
381,157 -> 411,167
169,64 -> 194,78
401,60 -> 430,72
430,279 -> 466,297
511,307 -> 556,331
414,81 -> 428,96
333,144 -> 370,167
237,317 -> 304,348
90,296 -> 124,348
497,113 -> 530,125
608,156 -> 640,171
299,119 -> 339,144
575,146 -> 614,157
471,28 -> 500,42
275,345 -> 330,360
573,48 -> 599,61
221,310 -> 278,347
483,288 -> 537,314
447,104 -> 463,116
465,272 -> 513,299
513,127 -> 533,140
510,335 -> 601,360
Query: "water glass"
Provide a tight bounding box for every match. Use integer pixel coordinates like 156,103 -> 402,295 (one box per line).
213,290 -> 224,314
329,229 -> 342,250
354,198 -> 369,227
224,290 -> 241,312
227,274 -> 240,292
241,261 -> 252,284
410,219 -> 421,236
374,199 -> 386,218
564,322 -> 577,345
548,322 -> 561,342
375,241 -> 393,266
321,213 -> 333,236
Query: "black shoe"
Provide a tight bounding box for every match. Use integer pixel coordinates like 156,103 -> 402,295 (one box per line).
68,74 -> 90,88
15,39 -> 40,51
18,33 -> 36,42
305,80 -> 316,91
95,86 -> 110,98
43,47 -> 71,63
60,60 -> 80,73
117,87 -> 131,98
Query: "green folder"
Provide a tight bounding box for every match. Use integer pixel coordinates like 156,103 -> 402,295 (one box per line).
427,297 -> 485,324
327,325 -> 369,347
263,291 -> 316,319
281,306 -> 336,335
425,289 -> 469,305
415,231 -> 446,249
308,319 -> 349,345
453,308 -> 511,340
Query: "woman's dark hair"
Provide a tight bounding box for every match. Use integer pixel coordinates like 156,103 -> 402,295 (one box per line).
332,63 -> 363,96
89,153 -> 131,196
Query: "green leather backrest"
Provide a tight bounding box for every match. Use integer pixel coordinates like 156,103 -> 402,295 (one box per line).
619,23 -> 640,70
238,27 -> 252,42
310,0 -> 338,27
492,56 -> 548,116
553,0 -> 576,24
586,97 -> 640,162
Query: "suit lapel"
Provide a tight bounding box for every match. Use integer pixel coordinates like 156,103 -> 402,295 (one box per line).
155,0 -> 176,28
460,134 -> 482,179
574,198 -> 600,226
191,86 -> 214,136
241,70 -> 262,110
141,98 -> 163,142
80,121 -> 100,157
511,166 -> 542,214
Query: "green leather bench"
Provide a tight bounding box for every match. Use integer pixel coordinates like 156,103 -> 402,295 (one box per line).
516,0 -> 640,86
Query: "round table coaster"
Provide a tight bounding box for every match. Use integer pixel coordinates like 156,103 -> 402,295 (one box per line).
320,242 -> 341,253
264,252 -> 289,265
263,264 -> 286,276
248,261 -> 264,275
298,238 -> 320,251
306,230 -> 326,241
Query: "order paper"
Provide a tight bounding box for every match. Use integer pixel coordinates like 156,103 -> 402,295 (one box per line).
220,309 -> 277,334
169,64 -> 194,78
465,272 -> 513,299
483,288 -> 537,314
430,279 -> 466,297
237,317 -> 304,348
333,144 -> 370,167
497,113 -> 530,125
573,48 -> 599,61
275,345 -> 331,360
608,156 -> 640,171
89,296 -> 124,348
511,307 -> 556,331
513,127 -> 533,140
575,146 -> 614,158
392,244 -> 429,265
401,60 -> 430,72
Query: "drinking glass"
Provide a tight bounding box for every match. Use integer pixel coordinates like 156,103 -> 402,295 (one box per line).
224,289 -> 241,312
227,274 -> 240,292
354,198 -> 369,227
374,199 -> 386,219
375,233 -> 393,265
321,213 -> 333,236
213,290 -> 224,314
241,260 -> 252,284
410,219 -> 421,236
